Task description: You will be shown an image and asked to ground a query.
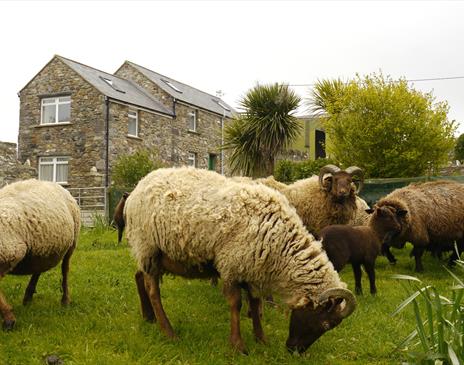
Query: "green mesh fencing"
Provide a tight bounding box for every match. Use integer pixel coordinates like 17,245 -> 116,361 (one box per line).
360,175 -> 464,207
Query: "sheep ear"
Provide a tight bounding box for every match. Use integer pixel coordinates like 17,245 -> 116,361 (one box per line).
396,209 -> 408,217
365,208 -> 374,214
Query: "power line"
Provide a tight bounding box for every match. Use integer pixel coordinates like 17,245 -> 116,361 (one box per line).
288,75 -> 464,87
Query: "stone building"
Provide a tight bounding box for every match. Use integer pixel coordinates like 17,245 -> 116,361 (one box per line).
18,55 -> 234,189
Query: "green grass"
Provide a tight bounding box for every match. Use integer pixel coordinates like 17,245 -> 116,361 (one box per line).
0,229 -> 458,364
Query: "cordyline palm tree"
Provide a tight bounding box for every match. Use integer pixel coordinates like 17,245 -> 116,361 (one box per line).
309,78 -> 347,116
224,83 -> 301,178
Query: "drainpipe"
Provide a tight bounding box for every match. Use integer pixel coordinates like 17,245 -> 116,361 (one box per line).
221,108 -> 225,175
104,96 -> 110,187
172,98 -> 177,118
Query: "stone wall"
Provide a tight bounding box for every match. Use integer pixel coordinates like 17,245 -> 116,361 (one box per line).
0,141 -> 36,187
115,63 -> 231,174
107,102 -> 174,180
18,57 -> 106,187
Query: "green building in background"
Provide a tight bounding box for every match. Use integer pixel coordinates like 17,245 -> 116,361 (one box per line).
290,115 -> 326,160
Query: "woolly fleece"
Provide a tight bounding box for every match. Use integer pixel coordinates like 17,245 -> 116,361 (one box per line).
370,180 -> 464,247
125,167 -> 346,308
258,176 -> 358,235
0,179 -> 80,274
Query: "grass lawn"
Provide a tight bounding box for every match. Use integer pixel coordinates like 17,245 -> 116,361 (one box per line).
0,228 -> 457,364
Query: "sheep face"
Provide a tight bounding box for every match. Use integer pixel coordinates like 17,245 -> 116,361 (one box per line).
286,299 -> 345,353
286,288 -> 356,353
367,206 -> 408,249
324,172 -> 356,202
319,165 -> 364,203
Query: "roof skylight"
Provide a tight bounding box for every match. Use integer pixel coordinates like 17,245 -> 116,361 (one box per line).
162,79 -> 183,93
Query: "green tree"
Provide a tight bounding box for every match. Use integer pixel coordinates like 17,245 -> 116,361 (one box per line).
455,133 -> 464,162
111,149 -> 164,188
224,83 -> 301,177
310,73 -> 456,178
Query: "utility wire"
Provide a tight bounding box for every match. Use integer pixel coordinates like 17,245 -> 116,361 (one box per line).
288,75 -> 464,87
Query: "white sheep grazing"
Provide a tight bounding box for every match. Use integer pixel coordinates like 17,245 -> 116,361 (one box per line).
0,179 -> 80,330
257,165 -> 364,236
125,167 -> 356,354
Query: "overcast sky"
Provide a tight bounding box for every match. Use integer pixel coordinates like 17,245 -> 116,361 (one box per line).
1,0 -> 464,143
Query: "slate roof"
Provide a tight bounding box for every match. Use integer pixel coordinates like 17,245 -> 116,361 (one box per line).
56,56 -> 173,116
122,61 -> 235,118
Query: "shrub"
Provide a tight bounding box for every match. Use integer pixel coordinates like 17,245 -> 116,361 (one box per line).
455,133 -> 464,162
393,255 -> 464,364
274,158 -> 337,183
111,149 -> 164,189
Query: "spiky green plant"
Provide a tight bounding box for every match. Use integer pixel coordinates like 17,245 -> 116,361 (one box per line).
224,83 -> 301,177
392,252 -> 464,364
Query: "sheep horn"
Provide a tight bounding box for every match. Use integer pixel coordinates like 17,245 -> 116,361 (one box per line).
318,165 -> 341,190
345,166 -> 364,194
318,288 -> 356,319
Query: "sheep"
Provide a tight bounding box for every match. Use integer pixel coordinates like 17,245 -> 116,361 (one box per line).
320,225 -> 381,295
258,165 -> 364,236
113,192 -> 129,244
350,196 -> 371,226
124,167 -> 356,354
367,180 -> 464,272
0,179 -> 80,330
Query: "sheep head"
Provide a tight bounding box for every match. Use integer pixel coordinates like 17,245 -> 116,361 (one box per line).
286,288 -> 356,353
318,165 -> 364,201
366,204 -> 408,249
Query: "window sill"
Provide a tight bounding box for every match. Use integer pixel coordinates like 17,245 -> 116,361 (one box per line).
35,122 -> 73,128
126,134 -> 142,141
187,130 -> 200,135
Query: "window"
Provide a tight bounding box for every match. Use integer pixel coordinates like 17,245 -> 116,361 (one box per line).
128,110 -> 138,137
99,76 -> 125,93
39,156 -> 69,183
208,154 -> 217,171
41,96 -> 71,124
188,110 -> 197,132
187,152 -> 196,167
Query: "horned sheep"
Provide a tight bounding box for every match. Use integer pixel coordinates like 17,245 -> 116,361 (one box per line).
124,167 -> 356,354
367,180 -> 464,272
258,165 -> 365,236
0,179 -> 80,330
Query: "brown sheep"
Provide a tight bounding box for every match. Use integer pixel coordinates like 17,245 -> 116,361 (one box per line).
320,225 -> 381,295
367,180 -> 464,272
259,165 -> 364,236
112,192 -> 129,244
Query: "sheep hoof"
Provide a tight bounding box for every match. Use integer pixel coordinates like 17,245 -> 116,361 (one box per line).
355,288 -> 363,296
2,319 -> 15,331
231,338 -> 248,354
23,296 -> 33,305
255,335 -> 267,344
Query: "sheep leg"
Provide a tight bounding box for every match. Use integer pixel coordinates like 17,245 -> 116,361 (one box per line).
0,290 -> 15,330
23,273 -> 41,305
351,263 -> 363,295
143,272 -> 177,339
134,271 -> 155,322
61,244 -> 76,305
364,262 -> 377,295
381,244 -> 397,264
224,283 -> 247,354
245,287 -> 266,344
412,247 -> 425,272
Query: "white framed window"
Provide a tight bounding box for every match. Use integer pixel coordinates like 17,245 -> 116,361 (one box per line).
128,110 -> 138,137
38,156 -> 69,184
40,96 -> 71,125
187,152 -> 196,167
188,110 -> 197,132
